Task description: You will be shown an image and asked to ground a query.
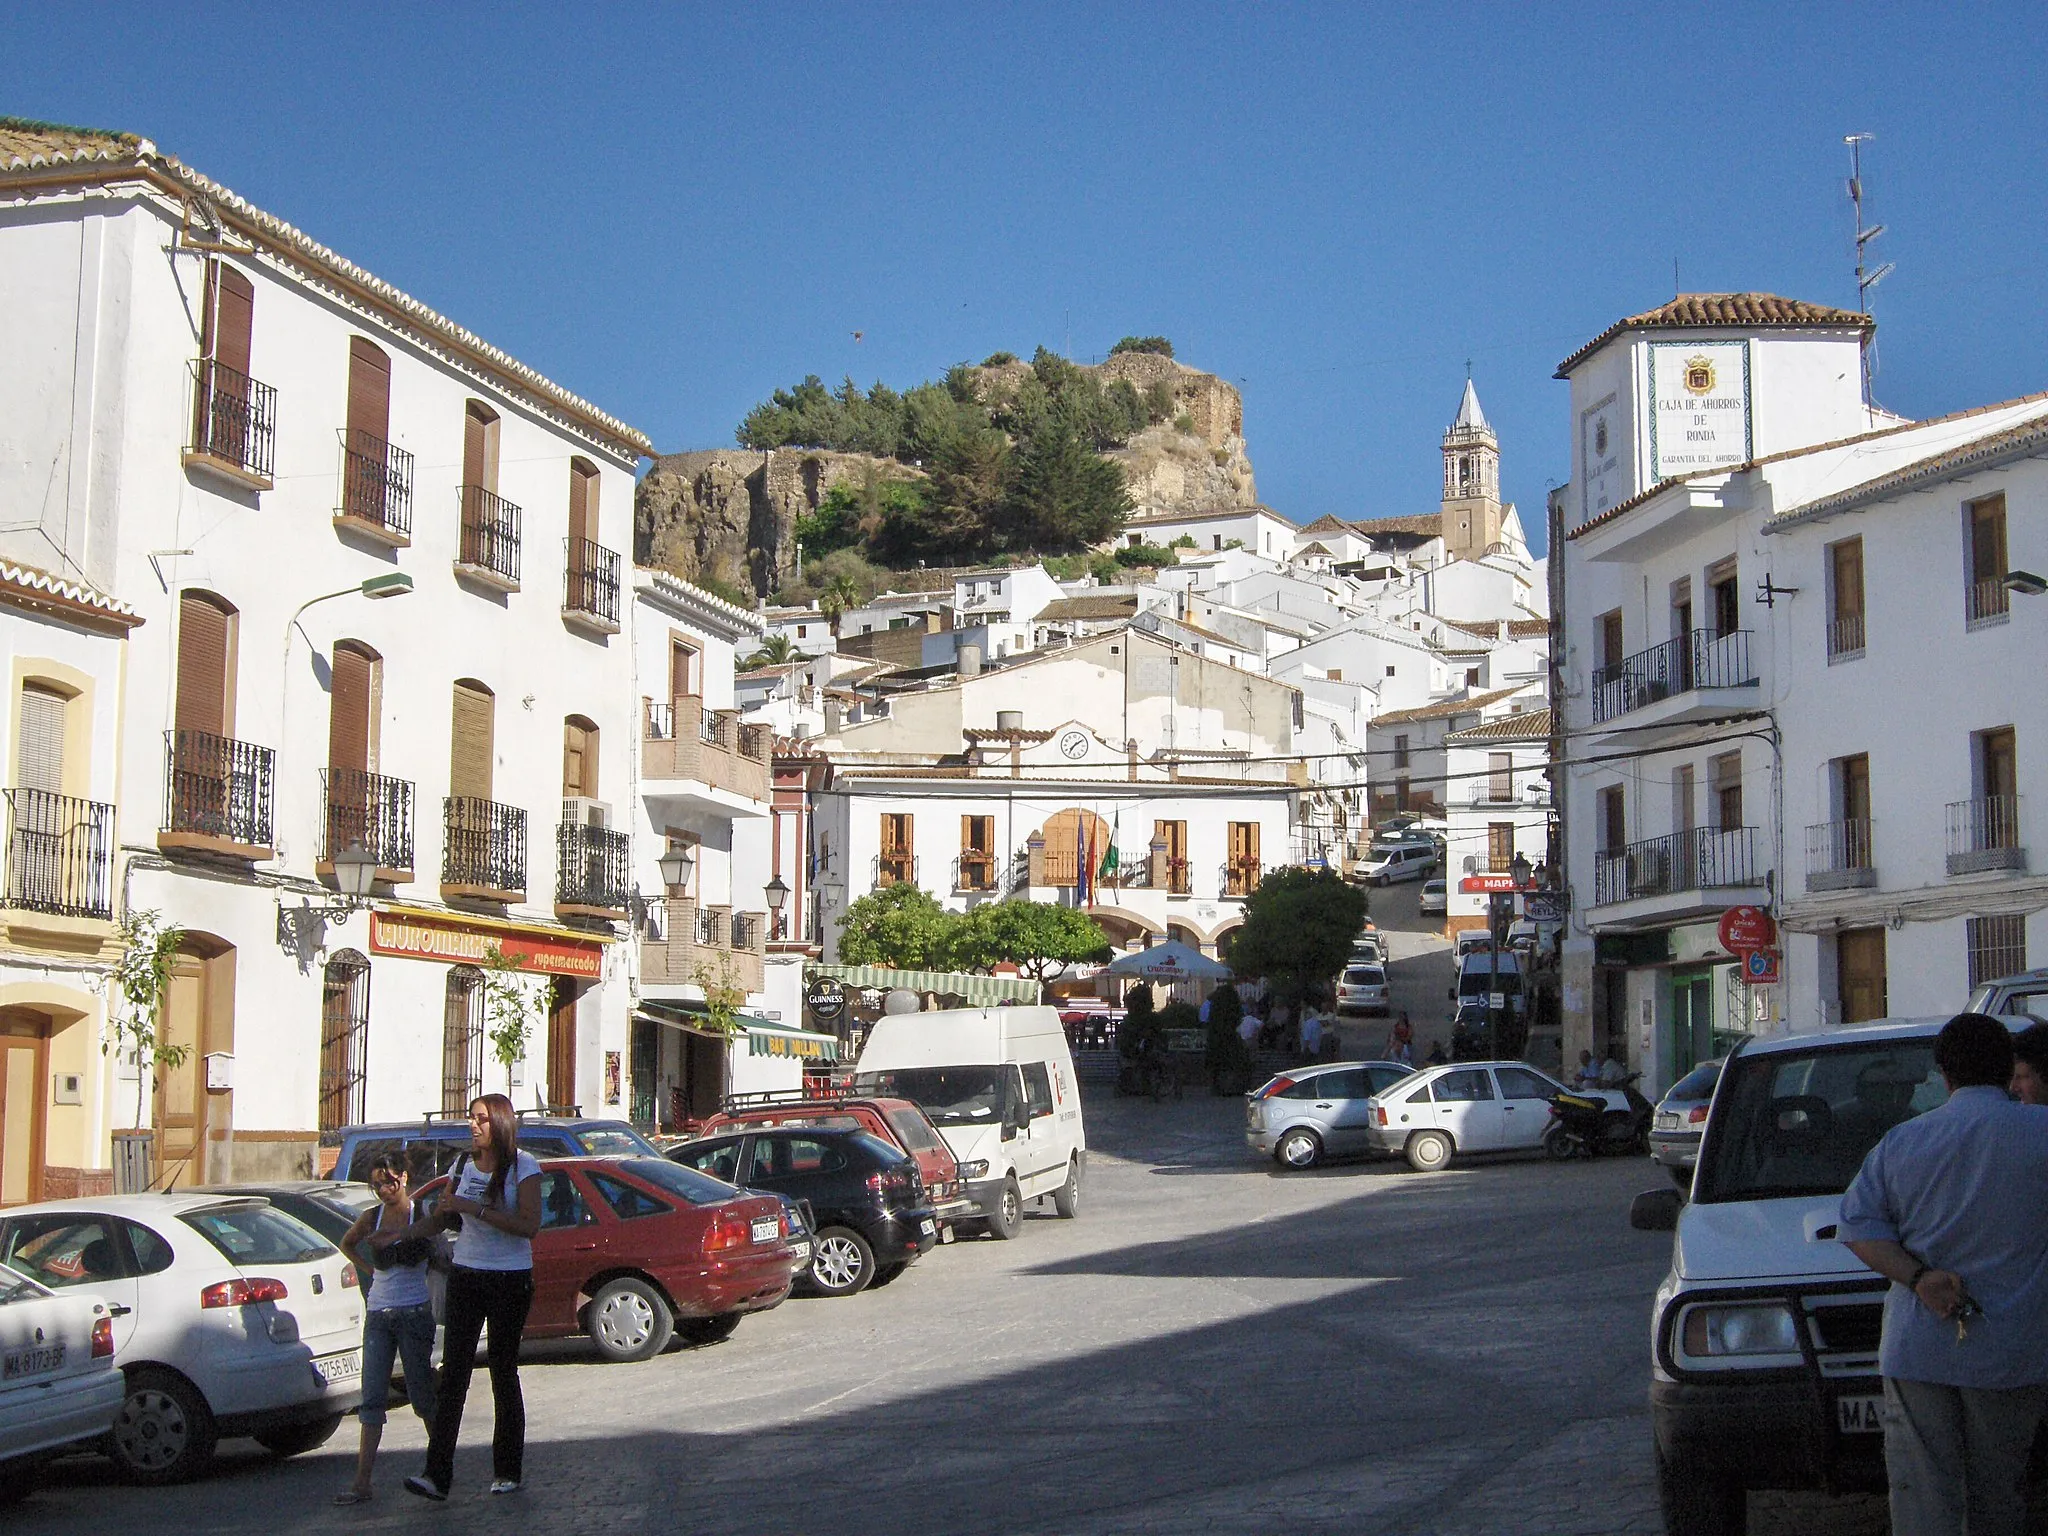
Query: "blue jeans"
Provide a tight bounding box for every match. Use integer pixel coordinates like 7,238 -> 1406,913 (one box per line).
360,1303 -> 437,1428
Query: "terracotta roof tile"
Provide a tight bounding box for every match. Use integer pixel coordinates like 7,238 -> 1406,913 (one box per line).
0,560 -> 143,629
1556,293 -> 1872,378
1038,595 -> 1139,622
1369,685 -> 1525,728
1444,706 -> 1552,745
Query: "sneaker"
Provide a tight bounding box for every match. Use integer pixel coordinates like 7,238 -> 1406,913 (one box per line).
488,1479 -> 522,1496
403,1476 -> 448,1503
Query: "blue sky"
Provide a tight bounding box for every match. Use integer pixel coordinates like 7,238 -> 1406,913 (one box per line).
9,4 -> 2045,554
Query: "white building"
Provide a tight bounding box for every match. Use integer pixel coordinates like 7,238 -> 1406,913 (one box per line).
1119,505 -> 1300,560
1552,291 -> 2048,1093
0,122 -> 649,1185
1440,703 -> 1552,931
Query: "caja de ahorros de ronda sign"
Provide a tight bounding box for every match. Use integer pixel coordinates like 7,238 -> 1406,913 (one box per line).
1648,340 -> 1752,480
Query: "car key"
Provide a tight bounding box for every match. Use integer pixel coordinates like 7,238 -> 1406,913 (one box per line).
1955,1293 -> 1983,1343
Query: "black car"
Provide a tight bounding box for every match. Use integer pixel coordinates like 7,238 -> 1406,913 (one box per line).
669,1128 -> 937,1297
207,1180 -> 378,1244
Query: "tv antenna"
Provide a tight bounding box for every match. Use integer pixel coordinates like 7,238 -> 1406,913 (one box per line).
1846,133 -> 1893,403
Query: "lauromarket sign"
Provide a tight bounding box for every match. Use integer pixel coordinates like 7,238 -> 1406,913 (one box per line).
369,909 -> 606,979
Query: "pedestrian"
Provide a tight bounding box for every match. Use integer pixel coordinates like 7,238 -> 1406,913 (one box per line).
2009,1022 -> 2048,1105
1838,1013 -> 2048,1536
334,1152 -> 438,1505
405,1094 -> 542,1502
1573,1050 -> 1601,1089
1300,1009 -> 1322,1057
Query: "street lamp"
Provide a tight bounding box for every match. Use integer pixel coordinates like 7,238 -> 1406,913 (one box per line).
274,840 -> 379,951
765,874 -> 790,939
657,843 -> 696,892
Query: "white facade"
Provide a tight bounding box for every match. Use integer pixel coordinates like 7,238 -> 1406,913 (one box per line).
1440,706 -> 1552,926
1121,506 -> 1299,560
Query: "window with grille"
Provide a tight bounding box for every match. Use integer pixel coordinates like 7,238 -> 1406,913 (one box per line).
442,966 -> 484,1113
1967,915 -> 2027,991
318,951 -> 371,1137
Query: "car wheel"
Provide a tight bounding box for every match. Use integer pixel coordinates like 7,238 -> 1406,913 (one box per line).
1275,1127 -> 1323,1170
1405,1129 -> 1454,1173
675,1312 -> 743,1347
985,1175 -> 1024,1240
109,1368 -> 217,1485
253,1414 -> 343,1458
586,1276 -> 675,1362
1052,1156 -> 1082,1217
1656,1446 -> 1746,1535
868,1262 -> 907,1290
810,1227 -> 877,1295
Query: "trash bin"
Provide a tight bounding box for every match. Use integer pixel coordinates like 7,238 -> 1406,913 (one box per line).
111,1130 -> 155,1194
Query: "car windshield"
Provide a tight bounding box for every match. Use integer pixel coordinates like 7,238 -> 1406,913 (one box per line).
1664,1060 -> 1723,1103
181,1203 -> 335,1265
854,1067 -> 1007,1127
1694,1040 -> 1948,1204
574,1124 -> 661,1157
615,1158 -> 736,1206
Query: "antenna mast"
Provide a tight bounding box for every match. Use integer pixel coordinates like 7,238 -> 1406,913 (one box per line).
1846,133 -> 1894,404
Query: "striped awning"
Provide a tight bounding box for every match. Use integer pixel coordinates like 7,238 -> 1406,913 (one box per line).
805,964 -> 1030,1009
745,1023 -> 839,1062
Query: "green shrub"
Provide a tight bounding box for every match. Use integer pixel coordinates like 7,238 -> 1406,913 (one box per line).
1110,336 -> 1175,358
1174,413 -> 1195,435
982,351 -> 1018,366
1169,534 -> 1197,549
1114,543 -> 1177,568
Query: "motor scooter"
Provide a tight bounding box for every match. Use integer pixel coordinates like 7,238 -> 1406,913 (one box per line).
1545,1073 -> 1653,1159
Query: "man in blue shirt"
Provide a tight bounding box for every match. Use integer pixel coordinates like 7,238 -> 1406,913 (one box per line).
1840,1013 -> 2048,1536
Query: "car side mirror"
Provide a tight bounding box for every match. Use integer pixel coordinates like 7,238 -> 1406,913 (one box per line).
1000,1116 -> 1019,1142
1630,1188 -> 1683,1232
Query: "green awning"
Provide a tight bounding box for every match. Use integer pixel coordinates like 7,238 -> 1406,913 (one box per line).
805,963 -> 1030,1009
745,1023 -> 839,1062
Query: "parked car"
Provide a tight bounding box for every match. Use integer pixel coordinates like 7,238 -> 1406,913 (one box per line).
1419,878 -> 1447,916
1245,1060 -> 1418,1169
1968,966 -> 2048,1021
327,1113 -> 658,1184
1336,963 -> 1391,1016
1453,948 -> 1525,1016
0,1194 -> 365,1484
207,1181 -> 381,1289
1349,931 -> 1386,966
701,1092 -> 977,1225
1364,1060 -> 1570,1171
1627,1017 -> 1960,1527
1356,842 -> 1436,886
415,1155 -> 797,1361
0,1262 -> 122,1503
670,1128 -> 938,1297
1647,1059 -> 1724,1191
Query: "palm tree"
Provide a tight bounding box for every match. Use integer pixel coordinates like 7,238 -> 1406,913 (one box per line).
744,633 -> 797,669
818,573 -> 861,626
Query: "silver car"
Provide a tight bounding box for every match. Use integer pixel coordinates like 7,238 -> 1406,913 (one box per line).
1245,1061 -> 1418,1169
1336,963 -> 1390,1016
1648,1058 -> 1723,1190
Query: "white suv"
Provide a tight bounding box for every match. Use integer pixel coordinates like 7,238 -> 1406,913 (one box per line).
0,1195 -> 365,1484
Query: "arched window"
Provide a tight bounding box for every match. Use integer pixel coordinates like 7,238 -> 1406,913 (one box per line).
318,950 -> 371,1135
1039,809 -> 1110,889
442,966 -> 484,1113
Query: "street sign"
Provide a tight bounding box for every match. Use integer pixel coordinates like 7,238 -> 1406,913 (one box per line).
804,976 -> 845,1023
1524,894 -> 1566,924
1718,906 -> 1777,954
1743,948 -> 1781,985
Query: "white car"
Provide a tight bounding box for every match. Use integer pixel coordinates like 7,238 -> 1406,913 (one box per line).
1365,1059 -> 1569,1171
1356,842 -> 1436,886
0,1262 -> 123,1501
1335,963 -> 1390,1016
0,1194 -> 365,1484
1418,879 -> 1447,916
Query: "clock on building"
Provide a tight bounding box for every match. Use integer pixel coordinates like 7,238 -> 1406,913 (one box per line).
1058,729 -> 1090,760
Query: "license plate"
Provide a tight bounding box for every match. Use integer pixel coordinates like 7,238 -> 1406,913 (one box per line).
315,1349 -> 361,1386
919,1218 -> 936,1237
751,1217 -> 779,1244
788,1241 -> 811,1264
1656,1112 -> 1680,1130
1837,1394 -> 1884,1434
2,1342 -> 64,1379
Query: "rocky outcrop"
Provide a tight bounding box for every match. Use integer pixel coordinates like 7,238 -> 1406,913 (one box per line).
1109,423 -> 1255,515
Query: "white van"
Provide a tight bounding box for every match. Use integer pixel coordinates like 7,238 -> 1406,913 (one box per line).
852,1006 -> 1085,1240
1355,842 -> 1436,886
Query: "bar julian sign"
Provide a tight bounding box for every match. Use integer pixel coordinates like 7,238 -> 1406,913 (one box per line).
368,908 -> 606,978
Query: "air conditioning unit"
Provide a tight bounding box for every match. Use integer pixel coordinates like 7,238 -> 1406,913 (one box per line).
562,797 -> 611,828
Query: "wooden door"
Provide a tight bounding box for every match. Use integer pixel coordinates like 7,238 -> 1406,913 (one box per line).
669,641 -> 697,703
462,402 -> 498,493
450,682 -> 494,802
201,262 -> 254,378
547,979 -> 579,1111
1839,928 -> 1888,1024
197,262 -> 255,459
1040,809 -> 1107,889
156,952 -> 211,1185
0,1013 -> 48,1207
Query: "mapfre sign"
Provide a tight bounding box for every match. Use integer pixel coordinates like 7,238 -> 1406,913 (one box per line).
369,910 -> 606,979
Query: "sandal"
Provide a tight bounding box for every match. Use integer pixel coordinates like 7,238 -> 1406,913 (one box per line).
333,1490 -> 374,1506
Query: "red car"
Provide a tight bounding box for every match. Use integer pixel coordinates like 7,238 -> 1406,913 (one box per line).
418,1155 -> 800,1363
703,1092 -> 978,1224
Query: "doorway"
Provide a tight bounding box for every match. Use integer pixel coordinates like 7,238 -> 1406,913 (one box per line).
156,939 -> 235,1188
0,1012 -> 50,1206
1669,969 -> 1715,1082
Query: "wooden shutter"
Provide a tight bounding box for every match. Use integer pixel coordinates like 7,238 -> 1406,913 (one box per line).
346,338 -> 391,448
174,593 -> 231,738
569,459 -> 598,548
563,718 -> 598,799
15,686 -> 65,795
670,642 -> 696,702
328,646 -> 373,774
463,401 -> 498,492
1839,928 -> 1888,1023
1840,754 -> 1871,824
1489,752 -> 1513,802
1831,539 -> 1864,622
450,682 -> 494,802
547,979 -> 578,1110
201,261 -> 254,378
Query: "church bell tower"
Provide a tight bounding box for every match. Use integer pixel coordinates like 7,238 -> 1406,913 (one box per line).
1441,377 -> 1503,560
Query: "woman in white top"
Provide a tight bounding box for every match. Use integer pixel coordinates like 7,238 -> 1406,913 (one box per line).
405,1094 -> 541,1502
334,1151 -> 438,1504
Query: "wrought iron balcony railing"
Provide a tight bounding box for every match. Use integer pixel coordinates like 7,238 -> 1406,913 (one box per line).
337,428 -> 414,541
3,788 -> 113,919
187,359 -> 277,483
874,852 -> 918,888
564,538 -> 621,628
1806,818 -> 1875,890
1593,826 -> 1758,906
955,853 -> 999,892
556,820 -> 631,914
1590,629 -> 1755,723
457,485 -> 522,587
162,730 -> 275,853
1826,613 -> 1866,661
321,768 -> 414,875
1222,858 -> 1262,897
443,795 -> 526,897
1966,577 -> 2010,628
1947,796 -> 2024,876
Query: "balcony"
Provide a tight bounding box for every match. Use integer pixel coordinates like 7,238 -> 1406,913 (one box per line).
455,485 -> 522,593
1826,613 -> 1866,663
335,429 -> 414,547
1221,858 -> 1263,897
3,789 -> 113,920
1592,826 -> 1762,917
184,359 -> 277,491
954,852 -> 999,894
641,697 -> 770,815
1590,629 -> 1756,728
556,820 -> 632,920
160,730 -> 275,859
563,538 -> 621,635
1966,577 -> 2010,631
874,852 -> 919,889
319,768 -> 414,881
1806,818 -> 1876,892
442,795 -> 526,902
1947,796 -> 2025,876
641,896 -> 765,995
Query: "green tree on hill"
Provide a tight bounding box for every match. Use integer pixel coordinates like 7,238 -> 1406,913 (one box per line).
1110,336 -> 1174,358
1001,417 -> 1131,552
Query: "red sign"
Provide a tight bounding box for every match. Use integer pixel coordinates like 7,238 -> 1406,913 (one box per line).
1459,874 -> 1531,894
369,909 -> 607,979
1743,948 -> 1781,985
1718,906 -> 1777,955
